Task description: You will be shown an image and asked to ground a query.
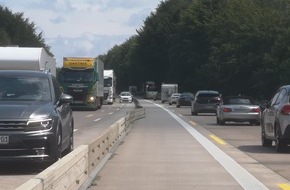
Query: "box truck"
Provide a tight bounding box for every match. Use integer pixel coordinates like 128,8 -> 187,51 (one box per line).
161,83 -> 178,103
103,69 -> 116,104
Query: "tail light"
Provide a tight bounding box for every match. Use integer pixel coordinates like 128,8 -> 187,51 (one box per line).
281,104 -> 290,115
250,108 -> 261,113
223,108 -> 232,112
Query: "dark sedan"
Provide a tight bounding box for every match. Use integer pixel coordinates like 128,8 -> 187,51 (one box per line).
176,93 -> 194,108
0,70 -> 74,164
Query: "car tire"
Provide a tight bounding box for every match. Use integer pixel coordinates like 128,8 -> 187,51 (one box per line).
52,125 -> 62,163
64,119 -> 74,155
261,121 -> 272,147
216,117 -> 220,125
219,118 -> 225,125
275,124 -> 287,152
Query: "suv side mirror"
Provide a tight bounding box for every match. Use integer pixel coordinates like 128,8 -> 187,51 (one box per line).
59,94 -> 73,104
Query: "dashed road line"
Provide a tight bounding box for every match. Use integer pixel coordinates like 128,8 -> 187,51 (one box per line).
94,118 -> 101,122
210,135 -> 226,145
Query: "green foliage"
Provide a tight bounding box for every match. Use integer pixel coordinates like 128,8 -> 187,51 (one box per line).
0,6 -> 52,55
101,0 -> 290,99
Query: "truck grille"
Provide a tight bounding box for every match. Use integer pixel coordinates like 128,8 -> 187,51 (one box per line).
67,87 -> 88,101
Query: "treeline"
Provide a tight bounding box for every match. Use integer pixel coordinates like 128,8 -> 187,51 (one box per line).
0,6 -> 51,55
101,0 -> 290,100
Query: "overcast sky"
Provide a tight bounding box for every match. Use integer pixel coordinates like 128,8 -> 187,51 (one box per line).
0,0 -> 162,67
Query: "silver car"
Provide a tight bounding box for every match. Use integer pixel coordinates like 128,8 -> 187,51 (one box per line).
216,96 -> 261,125
169,93 -> 180,105
261,85 -> 290,152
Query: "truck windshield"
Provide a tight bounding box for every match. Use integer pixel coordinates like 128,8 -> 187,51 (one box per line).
61,71 -> 93,83
104,77 -> 112,87
0,76 -> 51,101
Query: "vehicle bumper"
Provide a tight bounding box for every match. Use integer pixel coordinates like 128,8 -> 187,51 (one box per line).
0,131 -> 57,163
194,104 -> 218,113
221,113 -> 260,122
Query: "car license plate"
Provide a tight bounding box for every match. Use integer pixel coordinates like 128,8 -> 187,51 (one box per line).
205,105 -> 213,109
0,136 -> 9,144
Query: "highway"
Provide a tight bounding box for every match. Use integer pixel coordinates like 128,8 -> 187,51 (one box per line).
3,99 -> 290,189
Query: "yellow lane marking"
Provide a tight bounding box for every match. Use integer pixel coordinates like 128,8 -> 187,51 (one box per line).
210,135 -> 226,145
86,114 -> 93,118
278,183 -> 290,190
189,120 -> 196,126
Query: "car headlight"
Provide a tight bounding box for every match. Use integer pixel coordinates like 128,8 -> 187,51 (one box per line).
26,118 -> 53,131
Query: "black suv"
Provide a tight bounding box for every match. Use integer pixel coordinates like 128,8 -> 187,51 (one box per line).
0,70 -> 74,164
191,90 -> 221,115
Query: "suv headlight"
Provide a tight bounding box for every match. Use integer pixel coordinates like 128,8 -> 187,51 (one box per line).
26,118 -> 53,131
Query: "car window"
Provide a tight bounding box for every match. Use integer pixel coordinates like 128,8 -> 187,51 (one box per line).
121,92 -> 131,96
276,88 -> 287,105
270,89 -> 282,106
52,77 -> 62,100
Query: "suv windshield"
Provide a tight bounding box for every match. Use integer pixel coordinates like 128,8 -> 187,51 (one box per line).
0,76 -> 51,101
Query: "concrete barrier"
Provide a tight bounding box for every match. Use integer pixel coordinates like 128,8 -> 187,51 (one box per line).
15,107 -> 145,190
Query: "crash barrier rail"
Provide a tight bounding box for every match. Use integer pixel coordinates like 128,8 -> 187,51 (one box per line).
16,104 -> 145,190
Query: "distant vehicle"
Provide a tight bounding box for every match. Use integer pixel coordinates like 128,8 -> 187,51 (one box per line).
119,91 -> 133,103
191,90 -> 221,115
144,81 -> 158,99
176,92 -> 194,108
103,70 -> 116,105
216,96 -> 261,125
169,93 -> 181,105
261,85 -> 290,152
59,57 -> 104,110
153,92 -> 161,101
161,83 -> 178,103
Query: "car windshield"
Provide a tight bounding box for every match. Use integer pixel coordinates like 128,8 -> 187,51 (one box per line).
181,93 -> 193,98
121,92 -> 131,96
0,75 -> 51,101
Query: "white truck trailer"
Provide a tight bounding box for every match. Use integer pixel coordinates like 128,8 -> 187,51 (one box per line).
103,69 -> 116,104
0,47 -> 56,76
161,83 -> 178,103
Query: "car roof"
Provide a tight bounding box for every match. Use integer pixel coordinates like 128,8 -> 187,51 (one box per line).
196,90 -> 219,94
0,70 -> 51,77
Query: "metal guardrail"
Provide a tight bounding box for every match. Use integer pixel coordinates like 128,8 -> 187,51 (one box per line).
16,103 -> 145,190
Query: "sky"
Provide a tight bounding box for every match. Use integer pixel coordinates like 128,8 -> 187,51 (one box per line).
0,0 -> 162,67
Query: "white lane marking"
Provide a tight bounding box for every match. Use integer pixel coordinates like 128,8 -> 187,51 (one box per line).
109,112 -> 113,115
155,103 -> 268,190
74,129 -> 78,132
94,118 -> 101,122
86,114 -> 94,118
